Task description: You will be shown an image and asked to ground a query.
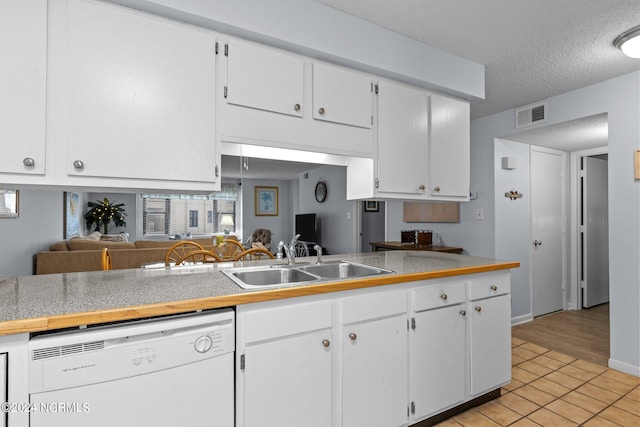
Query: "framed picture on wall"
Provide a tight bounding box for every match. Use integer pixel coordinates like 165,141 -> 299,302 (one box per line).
255,186 -> 279,216
64,192 -> 81,238
364,200 -> 379,212
0,189 -> 19,218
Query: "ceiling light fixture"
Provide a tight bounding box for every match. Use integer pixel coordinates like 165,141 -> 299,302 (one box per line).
614,25 -> 640,58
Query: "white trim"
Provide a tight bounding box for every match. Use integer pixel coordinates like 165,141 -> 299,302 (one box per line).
608,358 -> 640,377
511,313 -> 534,326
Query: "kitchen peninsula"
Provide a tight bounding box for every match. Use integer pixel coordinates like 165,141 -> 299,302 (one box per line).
0,251 -> 518,427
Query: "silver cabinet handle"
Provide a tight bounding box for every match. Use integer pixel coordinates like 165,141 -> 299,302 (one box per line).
475,306 -> 482,312
419,184 -> 426,190
440,293 -> 448,301
23,157 -> 35,167
459,310 -> 467,316
490,285 -> 498,291
348,333 -> 357,341
73,160 -> 84,169
322,339 -> 330,348
434,186 -> 441,192
294,103 -> 301,112
318,107 -> 325,115
533,240 -> 542,247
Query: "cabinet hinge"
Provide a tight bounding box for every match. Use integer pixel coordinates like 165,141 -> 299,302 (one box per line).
411,317 -> 416,330
375,178 -> 379,189
224,86 -> 228,98
374,83 -> 379,94
371,115 -> 373,126
224,43 -> 229,56
215,165 -> 219,178
215,42 -> 218,55
240,354 -> 245,370
411,401 -> 415,415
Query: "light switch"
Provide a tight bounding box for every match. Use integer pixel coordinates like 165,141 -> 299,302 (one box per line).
475,208 -> 484,221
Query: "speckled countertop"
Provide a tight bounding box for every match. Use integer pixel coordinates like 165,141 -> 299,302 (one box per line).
0,251 -> 519,336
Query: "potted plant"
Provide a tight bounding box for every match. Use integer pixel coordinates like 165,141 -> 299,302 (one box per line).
85,198 -> 127,234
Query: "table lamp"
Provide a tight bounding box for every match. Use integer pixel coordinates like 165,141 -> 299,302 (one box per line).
219,214 -> 234,237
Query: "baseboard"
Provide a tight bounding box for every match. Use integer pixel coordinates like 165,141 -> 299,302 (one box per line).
608,358 -> 640,377
511,313 -> 533,326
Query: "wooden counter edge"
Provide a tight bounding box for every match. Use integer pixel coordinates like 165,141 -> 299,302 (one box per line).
0,261 -> 520,336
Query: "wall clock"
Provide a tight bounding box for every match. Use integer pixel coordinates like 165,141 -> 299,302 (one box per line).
315,181 -> 327,203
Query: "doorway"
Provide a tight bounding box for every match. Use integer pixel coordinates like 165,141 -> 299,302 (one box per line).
580,154 -> 609,308
530,146 -> 566,317
360,201 -> 385,252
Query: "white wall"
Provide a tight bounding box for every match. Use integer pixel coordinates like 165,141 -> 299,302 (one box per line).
298,165 -> 355,255
240,178 -> 293,250
465,71 -> 639,375
0,190 -> 64,277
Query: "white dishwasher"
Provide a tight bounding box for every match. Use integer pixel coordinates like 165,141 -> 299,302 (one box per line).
28,309 -> 234,427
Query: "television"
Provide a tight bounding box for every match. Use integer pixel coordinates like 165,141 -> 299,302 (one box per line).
295,213 -> 318,243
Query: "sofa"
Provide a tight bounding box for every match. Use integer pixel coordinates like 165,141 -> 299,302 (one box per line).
36,233 -> 215,275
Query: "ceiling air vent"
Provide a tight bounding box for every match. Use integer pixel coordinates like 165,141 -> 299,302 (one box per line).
515,103 -> 547,128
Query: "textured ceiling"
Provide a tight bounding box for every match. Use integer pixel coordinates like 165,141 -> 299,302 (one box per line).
314,0 -> 640,120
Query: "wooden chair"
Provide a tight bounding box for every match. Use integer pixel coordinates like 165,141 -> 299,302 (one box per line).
293,241 -> 309,257
174,249 -> 223,266
165,241 -> 205,266
215,239 -> 245,260
233,247 -> 276,261
101,248 -> 112,271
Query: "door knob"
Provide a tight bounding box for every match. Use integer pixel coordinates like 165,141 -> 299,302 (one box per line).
533,240 -> 542,247
348,333 -> 357,341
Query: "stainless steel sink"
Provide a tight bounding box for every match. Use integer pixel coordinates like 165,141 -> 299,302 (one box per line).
230,268 -> 318,288
222,260 -> 393,290
298,260 -> 392,279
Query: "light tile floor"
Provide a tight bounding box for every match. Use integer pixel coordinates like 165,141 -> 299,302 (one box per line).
436,338 -> 640,426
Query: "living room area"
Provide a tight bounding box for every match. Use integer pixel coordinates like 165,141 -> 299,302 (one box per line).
0,162 -> 372,278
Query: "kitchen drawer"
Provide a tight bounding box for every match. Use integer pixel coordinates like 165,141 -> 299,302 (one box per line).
413,281 -> 466,312
341,290 -> 407,324
242,300 -> 332,343
468,273 -> 510,301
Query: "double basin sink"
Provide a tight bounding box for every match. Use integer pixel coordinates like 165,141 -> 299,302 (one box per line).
222,260 -> 394,290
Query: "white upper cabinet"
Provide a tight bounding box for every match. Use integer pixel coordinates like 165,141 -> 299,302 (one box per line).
376,79 -> 429,195
428,94 -> 470,199
49,0 -> 218,188
0,0 -> 47,176
219,38 -> 374,157
312,62 -> 373,128
226,39 -> 304,117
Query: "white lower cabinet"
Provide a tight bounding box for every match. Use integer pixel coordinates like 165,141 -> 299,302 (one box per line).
412,281 -> 467,420
236,300 -> 333,427
341,291 -> 408,427
236,271 -> 511,427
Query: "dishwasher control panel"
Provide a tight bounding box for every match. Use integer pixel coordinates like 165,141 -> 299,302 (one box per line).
28,309 -> 235,394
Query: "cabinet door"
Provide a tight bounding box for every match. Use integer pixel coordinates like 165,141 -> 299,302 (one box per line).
428,94 -> 470,198
0,0 -> 46,175
469,294 -> 511,395
342,315 -> 408,427
413,305 -> 467,420
312,62 -> 372,128
54,0 -> 217,183
377,79 -> 429,194
226,39 -> 304,117
242,329 -> 332,427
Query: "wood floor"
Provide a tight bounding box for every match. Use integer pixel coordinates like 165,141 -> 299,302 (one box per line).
512,304 -> 610,366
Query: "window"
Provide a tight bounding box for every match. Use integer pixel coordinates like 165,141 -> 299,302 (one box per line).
142,183 -> 238,237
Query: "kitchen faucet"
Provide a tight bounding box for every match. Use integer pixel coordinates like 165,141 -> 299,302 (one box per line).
277,234 -> 301,265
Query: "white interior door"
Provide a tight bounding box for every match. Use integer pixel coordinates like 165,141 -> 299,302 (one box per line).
531,147 -> 565,316
582,156 -> 609,308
